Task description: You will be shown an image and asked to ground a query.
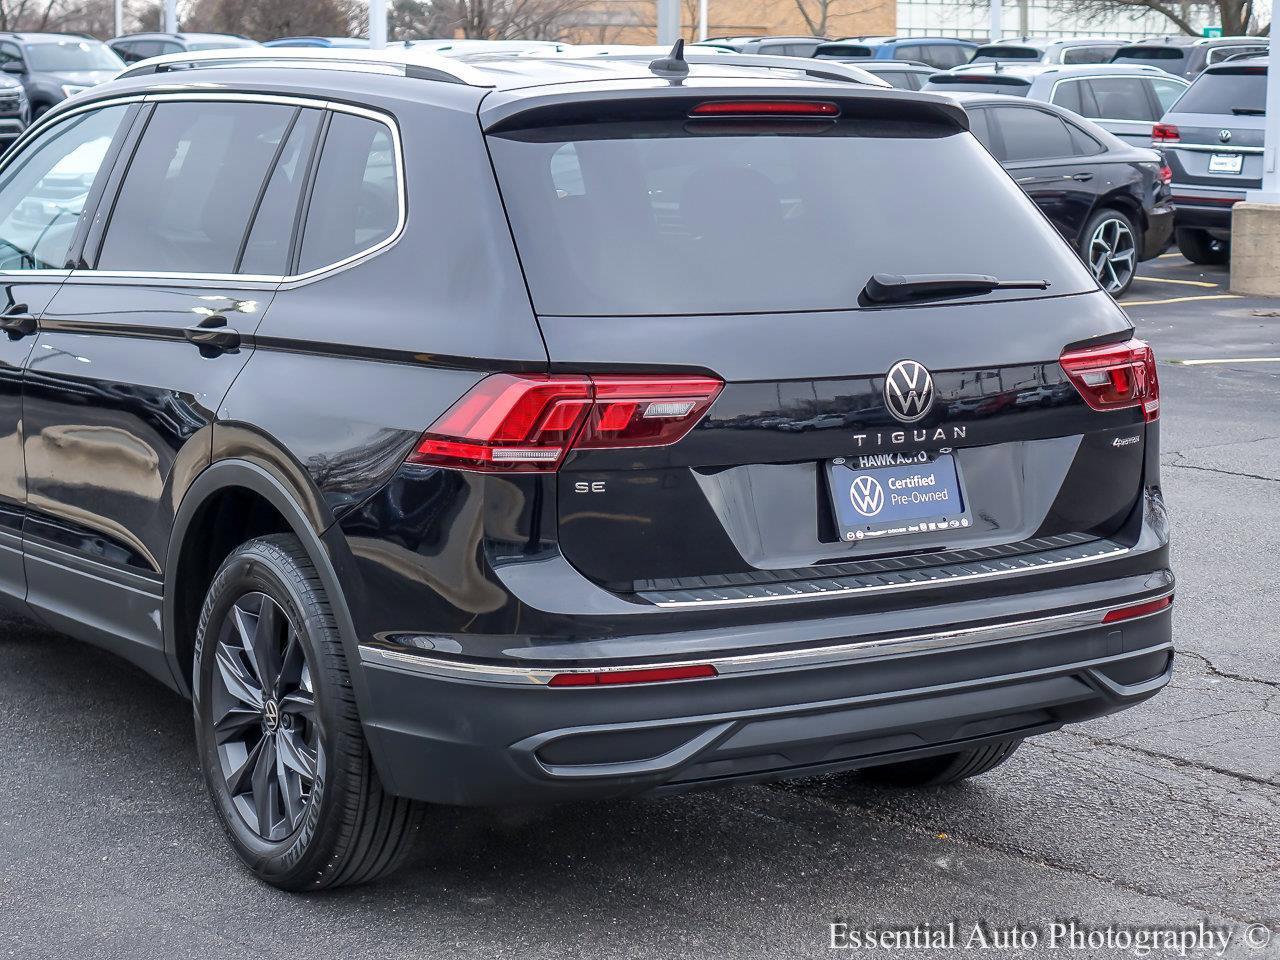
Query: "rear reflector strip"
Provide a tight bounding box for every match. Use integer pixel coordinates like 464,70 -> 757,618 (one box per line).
1102,595 -> 1172,624
547,664 -> 718,687
690,100 -> 840,117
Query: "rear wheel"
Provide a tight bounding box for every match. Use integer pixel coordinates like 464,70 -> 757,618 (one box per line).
193,534 -> 422,890
1175,227 -> 1229,265
858,739 -> 1023,787
1082,208 -> 1138,297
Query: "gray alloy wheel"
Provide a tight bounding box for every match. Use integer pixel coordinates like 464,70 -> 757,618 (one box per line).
210,590 -> 322,842
1086,213 -> 1137,296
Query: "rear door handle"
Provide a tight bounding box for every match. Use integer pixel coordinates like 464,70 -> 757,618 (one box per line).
0,304 -> 35,340
184,314 -> 241,355
1071,172 -> 1094,182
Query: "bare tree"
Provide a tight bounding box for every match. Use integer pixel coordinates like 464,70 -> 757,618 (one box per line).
1053,0 -> 1258,36
791,0 -> 887,38
184,0 -> 357,38
388,0 -> 594,40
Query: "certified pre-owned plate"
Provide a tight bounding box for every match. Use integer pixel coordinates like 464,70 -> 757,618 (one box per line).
827,452 -> 970,542
1208,153 -> 1243,174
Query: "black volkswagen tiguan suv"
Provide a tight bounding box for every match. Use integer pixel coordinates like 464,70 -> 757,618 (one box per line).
0,46 -> 1172,890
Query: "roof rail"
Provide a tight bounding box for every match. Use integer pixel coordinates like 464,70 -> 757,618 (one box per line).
115,46 -> 495,87
577,51 -> 889,87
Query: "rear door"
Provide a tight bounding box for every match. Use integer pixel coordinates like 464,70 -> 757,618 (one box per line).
484,93 -> 1144,590
23,96 -> 320,666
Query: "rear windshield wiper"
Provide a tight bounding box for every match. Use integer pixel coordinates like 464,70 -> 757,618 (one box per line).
1231,107 -> 1265,116
861,273 -> 1050,305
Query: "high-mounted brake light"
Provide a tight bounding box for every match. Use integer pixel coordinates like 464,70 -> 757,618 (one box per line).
690,100 -> 840,117
1152,122 -> 1180,144
1102,595 -> 1172,624
408,373 -> 723,472
547,664 -> 718,687
1059,338 -> 1160,422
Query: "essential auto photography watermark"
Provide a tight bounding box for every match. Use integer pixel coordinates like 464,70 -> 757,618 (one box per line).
828,920 -> 1277,957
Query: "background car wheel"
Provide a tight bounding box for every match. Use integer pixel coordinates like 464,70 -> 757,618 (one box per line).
31,104 -> 50,119
1175,227 -> 1229,265
1082,209 -> 1138,297
856,739 -> 1023,787
193,533 -> 422,890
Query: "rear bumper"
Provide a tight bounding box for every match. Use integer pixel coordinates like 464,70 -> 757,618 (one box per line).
360,592 -> 1173,805
1172,186 -> 1246,237
1141,202 -> 1175,259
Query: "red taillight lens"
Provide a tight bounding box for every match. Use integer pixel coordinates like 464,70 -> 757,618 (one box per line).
408,373 -> 723,472
1102,595 -> 1172,624
1152,122 -> 1180,144
1060,338 -> 1160,422
690,100 -> 840,117
1158,163 -> 1173,185
548,664 -> 718,687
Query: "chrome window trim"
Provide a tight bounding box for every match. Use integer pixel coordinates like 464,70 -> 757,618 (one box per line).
0,90 -> 407,286
359,590 -> 1174,686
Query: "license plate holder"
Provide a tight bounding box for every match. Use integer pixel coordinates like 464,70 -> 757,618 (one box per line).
1208,153 -> 1243,174
826,453 -> 970,542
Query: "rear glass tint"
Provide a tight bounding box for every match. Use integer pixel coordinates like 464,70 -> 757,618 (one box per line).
972,45 -> 1041,61
488,118 -> 1095,316
923,76 -> 1031,94
1173,69 -> 1267,114
1112,46 -> 1186,63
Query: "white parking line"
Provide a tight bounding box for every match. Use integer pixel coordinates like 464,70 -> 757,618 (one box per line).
1122,293 -> 1242,307
1169,357 -> 1280,366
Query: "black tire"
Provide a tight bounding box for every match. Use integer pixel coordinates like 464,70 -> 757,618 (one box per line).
193,533 -> 422,890
1175,227 -> 1229,265
1080,208 -> 1139,298
858,739 -> 1023,788
31,103 -> 50,119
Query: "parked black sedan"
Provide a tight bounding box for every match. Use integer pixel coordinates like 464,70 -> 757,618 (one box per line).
946,93 -> 1173,296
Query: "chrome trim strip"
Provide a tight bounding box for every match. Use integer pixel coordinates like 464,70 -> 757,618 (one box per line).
645,544 -> 1129,609
1167,143 -> 1264,154
359,590 -> 1173,686
0,92 -> 407,287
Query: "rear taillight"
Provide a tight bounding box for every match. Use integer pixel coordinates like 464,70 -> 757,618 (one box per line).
1152,122 -> 1180,144
408,373 -> 723,472
690,100 -> 839,117
1102,595 -> 1172,624
1158,163 -> 1173,185
1059,338 -> 1160,422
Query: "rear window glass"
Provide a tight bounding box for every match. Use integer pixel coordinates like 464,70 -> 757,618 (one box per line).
1061,45 -> 1117,64
1173,69 -> 1267,114
814,44 -> 872,59
972,45 -> 1040,61
488,118 -> 1095,316
1112,46 -> 1186,63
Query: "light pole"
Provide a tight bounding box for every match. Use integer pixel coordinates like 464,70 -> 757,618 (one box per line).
113,0 -> 122,38
1246,0 -> 1280,203
698,0 -> 708,41
657,0 -> 680,44
163,0 -> 177,33
369,0 -> 388,48
989,0 -> 1004,42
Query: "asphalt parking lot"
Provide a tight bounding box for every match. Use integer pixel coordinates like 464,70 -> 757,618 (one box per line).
1,253 -> 1278,960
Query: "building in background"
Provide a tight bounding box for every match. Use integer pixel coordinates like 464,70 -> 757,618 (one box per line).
565,0 -> 1217,45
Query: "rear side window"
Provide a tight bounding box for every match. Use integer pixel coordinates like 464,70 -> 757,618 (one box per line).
1083,77 -> 1158,121
97,101 -> 296,273
239,109 -> 322,276
990,107 -> 1075,161
1150,77 -> 1188,112
1050,79 -> 1087,114
488,114 -> 1095,316
297,112 -> 399,274
1207,44 -> 1266,65
1173,68 -> 1267,114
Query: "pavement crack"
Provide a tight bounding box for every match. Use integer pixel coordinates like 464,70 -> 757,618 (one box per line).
1178,649 -> 1280,690
1059,728 -> 1280,789
1165,460 -> 1280,483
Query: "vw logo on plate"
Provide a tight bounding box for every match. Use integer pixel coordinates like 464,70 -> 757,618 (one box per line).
850,475 -> 885,518
884,359 -> 935,423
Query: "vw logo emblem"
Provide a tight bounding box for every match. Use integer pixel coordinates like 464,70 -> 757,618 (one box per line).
884,359 -> 935,423
263,699 -> 281,733
850,475 -> 885,518
1219,129 -> 1232,143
